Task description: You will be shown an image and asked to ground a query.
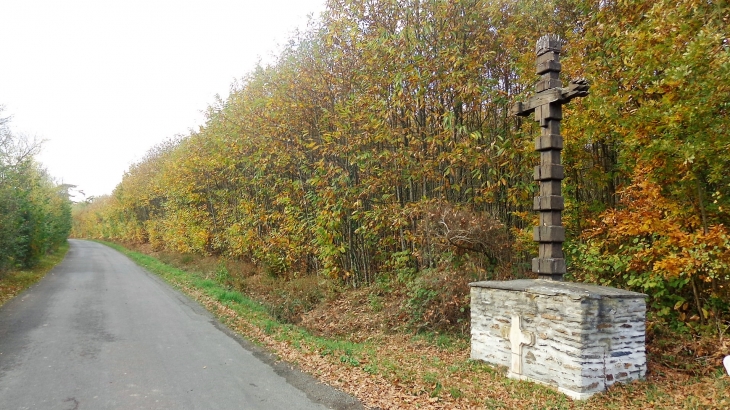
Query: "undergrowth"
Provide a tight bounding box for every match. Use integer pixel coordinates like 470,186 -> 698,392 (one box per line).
97,240 -> 729,409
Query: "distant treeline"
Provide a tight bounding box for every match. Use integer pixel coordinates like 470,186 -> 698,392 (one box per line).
73,0 -> 729,328
0,108 -> 72,272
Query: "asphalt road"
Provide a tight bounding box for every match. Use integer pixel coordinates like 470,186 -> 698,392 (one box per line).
0,240 -> 363,410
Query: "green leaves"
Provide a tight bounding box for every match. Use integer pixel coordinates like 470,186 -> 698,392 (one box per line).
0,113 -> 72,271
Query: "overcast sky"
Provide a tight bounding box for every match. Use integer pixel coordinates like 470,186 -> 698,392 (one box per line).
0,0 -> 326,199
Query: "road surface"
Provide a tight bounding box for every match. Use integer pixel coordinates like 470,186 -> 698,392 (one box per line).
0,240 -> 363,410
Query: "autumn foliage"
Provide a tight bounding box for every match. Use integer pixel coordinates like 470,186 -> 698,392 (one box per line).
73,0 -> 730,334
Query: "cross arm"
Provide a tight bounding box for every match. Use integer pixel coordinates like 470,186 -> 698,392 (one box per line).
511,88 -> 561,117
560,79 -> 589,102
510,80 -> 590,117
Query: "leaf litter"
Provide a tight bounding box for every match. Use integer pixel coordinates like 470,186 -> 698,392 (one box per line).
168,277 -> 728,409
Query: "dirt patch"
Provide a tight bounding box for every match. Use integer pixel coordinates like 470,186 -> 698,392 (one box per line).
300,287 -> 408,341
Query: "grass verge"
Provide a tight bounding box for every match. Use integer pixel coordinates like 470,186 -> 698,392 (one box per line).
99,240 -> 729,409
0,242 -> 70,307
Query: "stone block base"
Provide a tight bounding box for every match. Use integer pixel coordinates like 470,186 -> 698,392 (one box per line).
470,279 -> 647,400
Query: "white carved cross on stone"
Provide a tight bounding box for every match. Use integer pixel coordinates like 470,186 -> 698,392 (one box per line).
509,315 -> 535,375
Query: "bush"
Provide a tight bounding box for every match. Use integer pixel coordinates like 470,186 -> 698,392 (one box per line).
245,273 -> 340,324
0,125 -> 71,272
405,267 -> 471,334
417,203 -> 512,272
567,172 -> 730,336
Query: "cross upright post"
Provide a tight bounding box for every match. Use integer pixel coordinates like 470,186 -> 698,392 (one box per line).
511,34 -> 589,281
472,47 -> 645,397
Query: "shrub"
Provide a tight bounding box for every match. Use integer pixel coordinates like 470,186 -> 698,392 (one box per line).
417,203 -> 512,272
567,171 -> 730,335
405,267 -> 471,334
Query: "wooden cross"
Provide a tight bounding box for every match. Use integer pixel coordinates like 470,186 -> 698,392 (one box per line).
511,34 -> 589,281
509,315 -> 535,375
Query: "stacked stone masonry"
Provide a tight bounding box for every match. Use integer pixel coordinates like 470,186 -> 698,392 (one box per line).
470,279 -> 647,400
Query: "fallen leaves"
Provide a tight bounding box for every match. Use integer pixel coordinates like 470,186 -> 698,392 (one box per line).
125,244 -> 729,409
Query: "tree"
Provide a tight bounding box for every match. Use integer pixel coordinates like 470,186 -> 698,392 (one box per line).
0,107 -> 72,272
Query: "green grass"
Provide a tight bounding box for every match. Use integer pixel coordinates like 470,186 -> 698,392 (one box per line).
412,331 -> 467,351
213,289 -> 245,304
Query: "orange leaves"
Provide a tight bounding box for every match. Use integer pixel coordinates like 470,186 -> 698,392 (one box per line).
572,160 -> 730,329
597,172 -> 692,240
586,166 -> 729,281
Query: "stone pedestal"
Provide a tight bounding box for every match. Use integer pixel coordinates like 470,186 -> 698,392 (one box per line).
470,279 -> 647,400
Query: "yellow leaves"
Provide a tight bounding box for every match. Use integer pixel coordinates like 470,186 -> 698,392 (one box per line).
653,254 -> 690,278
74,0 -> 729,296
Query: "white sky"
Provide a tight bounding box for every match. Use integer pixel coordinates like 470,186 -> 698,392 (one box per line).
0,0 -> 326,199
